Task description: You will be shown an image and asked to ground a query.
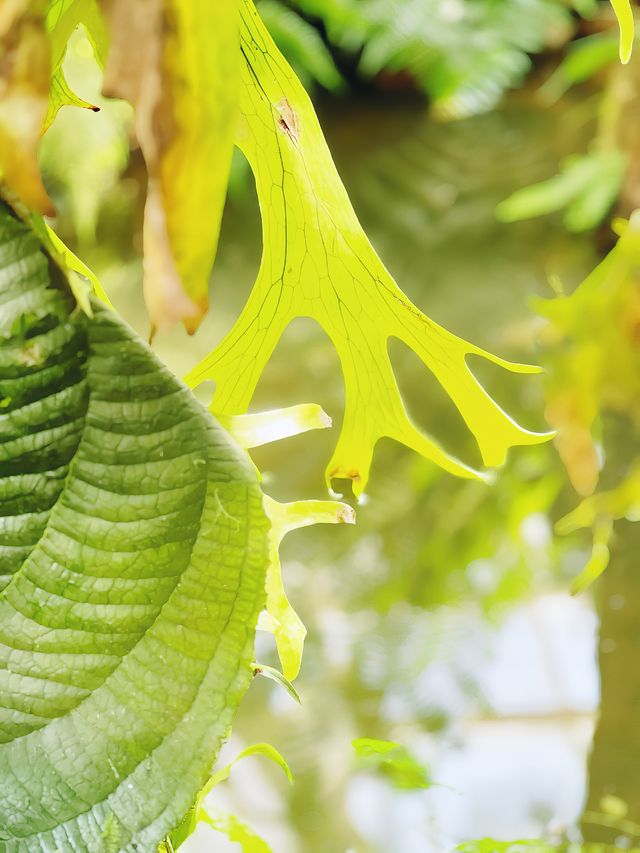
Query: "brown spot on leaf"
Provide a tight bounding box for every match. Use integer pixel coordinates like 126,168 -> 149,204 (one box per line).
276,98 -> 299,143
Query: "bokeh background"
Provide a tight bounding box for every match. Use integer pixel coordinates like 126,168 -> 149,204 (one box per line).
39,2 -> 640,850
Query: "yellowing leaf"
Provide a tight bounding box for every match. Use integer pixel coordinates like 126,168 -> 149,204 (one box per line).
46,0 -> 108,68
43,65 -> 98,132
536,212 -> 640,495
101,0 -> 239,332
0,1 -> 54,214
610,0 -> 635,63
44,0 -> 107,130
186,0 -> 550,498
261,497 -> 355,680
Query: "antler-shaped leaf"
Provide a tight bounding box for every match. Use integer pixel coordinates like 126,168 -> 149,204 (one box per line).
186,0 -> 550,497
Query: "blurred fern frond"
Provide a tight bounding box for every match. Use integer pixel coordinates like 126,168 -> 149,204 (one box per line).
258,0 -> 575,117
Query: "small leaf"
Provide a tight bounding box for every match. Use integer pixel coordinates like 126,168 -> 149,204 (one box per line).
221,403 -> 332,449
352,738 -> 432,790
198,808 -> 273,853
610,0 -> 635,63
42,218 -> 113,308
261,496 -> 355,680
169,742 -> 291,849
43,65 -> 99,132
101,0 -> 240,331
253,663 -> 301,704
569,518 -> 613,594
44,0 -> 107,130
187,1 -> 551,498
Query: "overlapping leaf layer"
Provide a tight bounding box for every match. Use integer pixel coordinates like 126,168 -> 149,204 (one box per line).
0,203 -> 269,851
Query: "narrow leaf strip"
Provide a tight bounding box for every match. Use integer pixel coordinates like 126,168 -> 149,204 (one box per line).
610,0 -> 635,63
253,663 -> 301,704
570,518 -> 613,595
220,403 -> 331,449
261,496 -> 355,680
556,465 -> 640,593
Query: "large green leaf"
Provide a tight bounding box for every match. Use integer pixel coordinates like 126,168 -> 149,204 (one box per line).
0,201 -> 269,850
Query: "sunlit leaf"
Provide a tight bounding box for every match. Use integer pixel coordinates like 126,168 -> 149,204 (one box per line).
101,0 -> 240,332
0,1 -> 54,214
610,0 -> 635,63
557,466 -> 640,593
169,742 -> 291,850
44,0 -> 107,129
46,0 -> 108,67
261,496 -> 356,680
352,737 -> 431,790
187,0 -> 551,499
196,809 -> 273,853
558,464 -> 640,533
222,403 -> 332,449
253,663 -> 301,704
218,398 -> 350,682
43,66 -> 98,132
0,200 -> 270,848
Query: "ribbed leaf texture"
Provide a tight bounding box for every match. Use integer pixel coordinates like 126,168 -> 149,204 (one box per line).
0,202 -> 269,852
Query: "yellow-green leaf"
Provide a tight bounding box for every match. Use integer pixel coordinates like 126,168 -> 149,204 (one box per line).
610,0 -> 635,63
101,0 -> 240,332
43,0 -> 107,130
261,497 -> 355,680
186,0 -> 551,498
221,403 -> 331,449
46,0 -> 108,68
168,743 -> 291,850
43,65 -> 98,132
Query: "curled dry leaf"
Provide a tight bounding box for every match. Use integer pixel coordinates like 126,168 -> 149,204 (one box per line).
0,0 -> 54,215
101,0 -> 239,332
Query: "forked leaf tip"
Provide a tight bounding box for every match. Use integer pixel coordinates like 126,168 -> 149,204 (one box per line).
220,403 -> 332,449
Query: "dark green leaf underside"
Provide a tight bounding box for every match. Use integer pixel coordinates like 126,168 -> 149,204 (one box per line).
0,203 -> 269,852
